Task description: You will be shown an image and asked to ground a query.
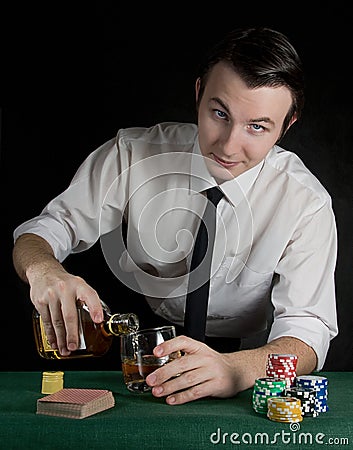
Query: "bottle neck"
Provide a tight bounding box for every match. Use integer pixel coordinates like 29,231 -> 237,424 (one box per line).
103,313 -> 139,336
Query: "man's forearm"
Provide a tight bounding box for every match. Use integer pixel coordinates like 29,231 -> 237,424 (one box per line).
257,336 -> 317,375
226,336 -> 317,393
12,233 -> 65,283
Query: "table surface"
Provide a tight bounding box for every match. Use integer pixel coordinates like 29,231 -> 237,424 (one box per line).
0,371 -> 352,450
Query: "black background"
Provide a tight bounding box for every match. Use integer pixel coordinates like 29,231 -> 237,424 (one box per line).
1,3 -> 352,372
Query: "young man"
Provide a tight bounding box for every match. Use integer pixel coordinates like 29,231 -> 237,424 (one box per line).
13,26 -> 337,405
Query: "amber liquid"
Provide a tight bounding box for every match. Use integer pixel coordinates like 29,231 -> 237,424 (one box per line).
122,352 -> 181,392
33,306 -> 135,360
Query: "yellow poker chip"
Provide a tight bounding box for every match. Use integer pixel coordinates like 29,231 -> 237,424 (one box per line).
267,415 -> 303,423
267,396 -> 303,423
268,412 -> 302,418
272,406 -> 301,412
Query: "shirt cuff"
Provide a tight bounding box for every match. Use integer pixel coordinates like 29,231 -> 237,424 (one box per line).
13,218 -> 72,262
267,316 -> 332,371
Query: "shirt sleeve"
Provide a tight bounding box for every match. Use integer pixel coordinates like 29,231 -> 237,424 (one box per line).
267,200 -> 338,370
13,137 -> 128,262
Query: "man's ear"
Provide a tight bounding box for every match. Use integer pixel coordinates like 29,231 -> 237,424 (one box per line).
195,77 -> 201,103
287,113 -> 297,131
278,113 -> 298,143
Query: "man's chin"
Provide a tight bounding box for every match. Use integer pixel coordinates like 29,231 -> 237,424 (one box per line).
205,157 -> 237,182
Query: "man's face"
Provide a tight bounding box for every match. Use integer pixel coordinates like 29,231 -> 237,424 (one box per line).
196,62 -> 295,181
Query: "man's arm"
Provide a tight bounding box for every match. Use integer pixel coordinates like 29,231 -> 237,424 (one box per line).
145,334 -> 317,405
13,233 -> 104,355
13,233 -> 67,283
223,335 -> 317,393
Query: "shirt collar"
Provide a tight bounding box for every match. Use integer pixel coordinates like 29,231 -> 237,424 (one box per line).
190,136 -> 264,206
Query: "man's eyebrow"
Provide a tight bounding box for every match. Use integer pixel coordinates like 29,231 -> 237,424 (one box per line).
249,116 -> 275,127
210,97 -> 275,126
210,97 -> 231,115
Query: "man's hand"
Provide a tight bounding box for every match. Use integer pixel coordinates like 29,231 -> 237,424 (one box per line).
145,335 -> 317,405
13,233 -> 104,356
145,335 -> 255,405
30,270 -> 103,356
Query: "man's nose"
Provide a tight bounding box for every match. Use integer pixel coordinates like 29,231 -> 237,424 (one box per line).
221,126 -> 242,157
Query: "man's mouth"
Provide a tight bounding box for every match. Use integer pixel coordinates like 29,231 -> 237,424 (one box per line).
213,154 -> 240,168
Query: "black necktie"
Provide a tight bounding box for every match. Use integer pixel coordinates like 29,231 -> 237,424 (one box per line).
184,186 -> 224,341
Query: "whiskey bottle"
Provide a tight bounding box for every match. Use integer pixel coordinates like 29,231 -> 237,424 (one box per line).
33,300 -> 139,360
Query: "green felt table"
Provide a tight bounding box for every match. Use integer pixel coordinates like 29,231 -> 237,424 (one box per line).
0,371 -> 351,449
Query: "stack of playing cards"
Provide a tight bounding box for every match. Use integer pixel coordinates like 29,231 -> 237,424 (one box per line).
36,388 -> 115,419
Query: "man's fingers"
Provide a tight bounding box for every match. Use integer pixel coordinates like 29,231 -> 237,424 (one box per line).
153,335 -> 205,358
151,365 -> 206,396
75,278 -> 103,323
60,297 -> 82,353
165,380 -> 213,405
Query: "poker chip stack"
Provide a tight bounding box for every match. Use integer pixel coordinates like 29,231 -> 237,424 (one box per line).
295,375 -> 329,414
267,396 -> 303,423
252,377 -> 287,414
285,386 -> 318,417
266,354 -> 298,389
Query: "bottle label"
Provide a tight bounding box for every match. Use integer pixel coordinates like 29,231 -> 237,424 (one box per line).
39,310 -> 87,350
39,317 -> 54,352
77,308 -> 87,350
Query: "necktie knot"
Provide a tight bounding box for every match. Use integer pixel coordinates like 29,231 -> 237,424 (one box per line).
207,186 -> 223,206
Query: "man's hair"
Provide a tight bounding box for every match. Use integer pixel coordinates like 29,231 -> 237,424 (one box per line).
197,26 -> 305,141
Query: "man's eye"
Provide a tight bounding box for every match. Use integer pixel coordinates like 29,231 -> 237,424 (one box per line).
251,124 -> 264,131
215,109 -> 227,119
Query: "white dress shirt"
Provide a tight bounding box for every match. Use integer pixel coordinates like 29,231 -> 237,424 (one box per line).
14,122 -> 338,369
